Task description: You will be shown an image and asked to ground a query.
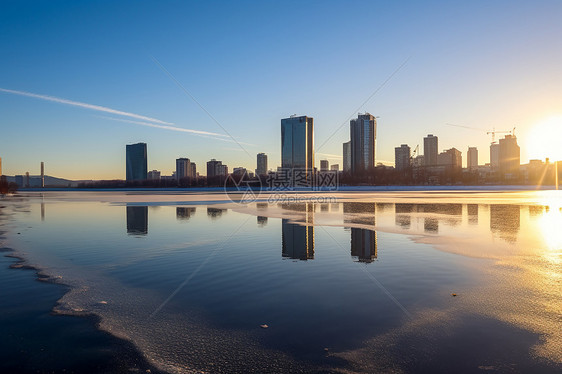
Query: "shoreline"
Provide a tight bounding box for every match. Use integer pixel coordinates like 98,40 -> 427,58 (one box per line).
0,207 -> 168,374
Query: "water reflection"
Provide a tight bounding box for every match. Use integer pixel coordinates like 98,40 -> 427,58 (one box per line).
343,202 -> 376,225
207,207 -> 227,219
282,220 -> 314,260
257,216 -> 268,226
176,207 -> 196,220
467,204 -> 478,225
350,228 -> 377,263
490,205 -> 520,243
126,206 -> 148,235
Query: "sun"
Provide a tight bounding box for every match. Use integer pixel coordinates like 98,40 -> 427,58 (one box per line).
527,116 -> 562,162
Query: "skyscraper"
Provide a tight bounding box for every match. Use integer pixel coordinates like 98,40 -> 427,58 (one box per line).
190,163 -> 197,178
350,113 -> 377,173
437,148 -> 462,170
467,147 -> 478,170
256,153 -> 268,175
207,159 -> 224,177
394,144 -> 411,171
320,160 -> 329,171
176,158 -> 191,180
281,115 -> 314,173
490,143 -> 500,171
343,141 -> 351,172
126,143 -> 147,181
424,134 -> 438,166
499,135 -> 520,177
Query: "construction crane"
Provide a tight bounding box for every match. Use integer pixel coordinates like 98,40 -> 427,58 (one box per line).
486,128 -> 512,144
410,144 -> 419,161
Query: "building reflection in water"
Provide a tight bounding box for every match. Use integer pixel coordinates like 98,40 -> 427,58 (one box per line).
126,206 -> 148,235
257,216 -> 268,226
282,220 -> 314,260
343,202 -> 376,226
350,228 -> 377,263
395,203 -> 413,229
490,204 -> 520,243
467,204 -> 478,225
207,207 -> 227,219
424,218 -> 439,233
176,207 -> 196,220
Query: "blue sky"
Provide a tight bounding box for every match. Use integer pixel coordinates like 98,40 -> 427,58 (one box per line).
1,0 -> 561,179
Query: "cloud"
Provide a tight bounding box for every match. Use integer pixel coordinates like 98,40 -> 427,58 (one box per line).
0,87 -> 173,125
316,152 -> 343,159
97,116 -> 227,137
0,87 -> 255,145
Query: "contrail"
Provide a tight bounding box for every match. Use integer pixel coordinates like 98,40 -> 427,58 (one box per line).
97,116 -> 228,137
0,87 -> 173,125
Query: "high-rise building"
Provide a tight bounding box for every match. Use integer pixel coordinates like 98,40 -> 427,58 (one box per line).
437,147 -> 462,170
190,163 -> 197,178
320,160 -> 329,171
394,144 -> 411,171
490,143 -> 500,171
176,158 -> 191,180
350,113 -> 377,173
424,134 -> 438,166
147,170 -> 161,180
40,161 -> 45,188
330,164 -> 340,171
126,143 -> 147,181
220,164 -> 229,176
467,147 -> 478,170
281,115 -> 314,173
25,172 -> 30,188
256,153 -> 268,175
343,141 -> 351,172
207,159 -> 226,177
499,135 -> 520,177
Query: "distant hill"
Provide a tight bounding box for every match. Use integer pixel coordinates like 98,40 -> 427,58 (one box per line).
3,175 -> 78,188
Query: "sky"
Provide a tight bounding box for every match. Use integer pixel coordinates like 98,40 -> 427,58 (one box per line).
1,0 -> 561,179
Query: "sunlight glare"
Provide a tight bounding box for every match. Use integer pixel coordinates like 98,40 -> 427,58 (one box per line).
527,116 -> 562,162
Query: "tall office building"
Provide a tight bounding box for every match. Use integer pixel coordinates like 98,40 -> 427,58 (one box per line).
190,163 -> 197,178
350,113 -> 377,173
343,141 -> 351,172
320,160 -> 329,171
126,143 -> 147,181
437,148 -> 462,170
499,135 -> 520,177
281,115 -> 314,173
394,144 -> 411,171
467,147 -> 478,170
176,158 -> 192,180
207,159 -> 224,177
490,143 -> 500,171
256,153 -> 268,175
424,134 -> 438,166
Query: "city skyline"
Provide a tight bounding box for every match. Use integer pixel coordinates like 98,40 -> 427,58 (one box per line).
1,1 -> 561,179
